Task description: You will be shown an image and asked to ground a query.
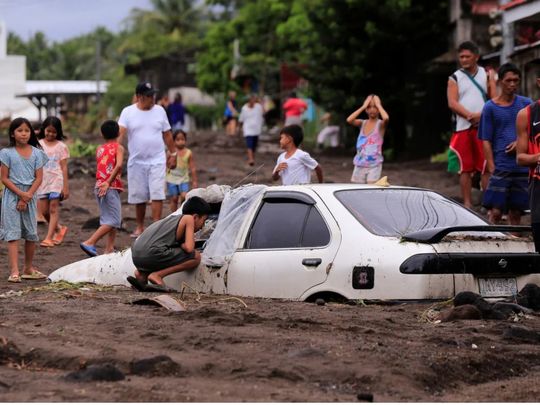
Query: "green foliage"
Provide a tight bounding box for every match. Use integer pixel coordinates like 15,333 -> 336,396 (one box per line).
430,148 -> 449,163
196,0 -> 294,95
188,104 -> 221,129
276,0 -> 449,157
119,0 -> 204,64
104,68 -> 139,116
68,138 -> 98,158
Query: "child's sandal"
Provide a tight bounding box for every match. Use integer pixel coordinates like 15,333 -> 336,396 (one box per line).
40,240 -> 55,248
7,275 -> 21,283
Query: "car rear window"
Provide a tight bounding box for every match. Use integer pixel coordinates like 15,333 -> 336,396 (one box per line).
334,189 -> 487,237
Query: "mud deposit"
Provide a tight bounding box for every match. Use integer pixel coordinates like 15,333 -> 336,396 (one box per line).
0,131 -> 539,401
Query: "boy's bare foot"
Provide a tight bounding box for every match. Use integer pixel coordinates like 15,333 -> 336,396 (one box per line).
130,228 -> 144,238
147,274 -> 165,286
21,267 -> 47,280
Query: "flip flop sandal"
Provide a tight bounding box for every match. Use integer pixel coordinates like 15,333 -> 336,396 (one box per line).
52,226 -> 68,245
130,231 -> 143,239
126,276 -> 148,292
7,275 -> 21,283
40,240 -> 55,248
145,283 -> 178,293
21,270 -> 47,280
80,243 -> 98,257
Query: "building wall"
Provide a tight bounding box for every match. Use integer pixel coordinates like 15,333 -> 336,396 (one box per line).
0,55 -> 37,120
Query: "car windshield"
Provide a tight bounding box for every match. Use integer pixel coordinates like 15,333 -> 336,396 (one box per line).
335,188 -> 487,237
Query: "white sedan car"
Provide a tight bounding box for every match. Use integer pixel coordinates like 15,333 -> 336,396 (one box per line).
50,184 -> 540,301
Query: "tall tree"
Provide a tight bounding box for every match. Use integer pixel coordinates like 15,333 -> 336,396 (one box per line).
196,0 -> 449,157
277,0 -> 449,156
119,0 -> 204,63
197,0 -> 293,95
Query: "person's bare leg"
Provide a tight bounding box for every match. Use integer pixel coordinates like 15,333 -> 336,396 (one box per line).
36,199 -> 47,222
134,269 -> 149,284
247,149 -> 254,165
22,240 -> 36,275
179,192 -> 187,206
7,240 -> 19,278
460,172 -> 473,208
151,200 -> 163,222
83,224 -> 113,247
488,207 -> 502,224
170,195 -> 179,213
227,120 -> 235,136
135,203 -> 146,234
508,209 -> 522,226
38,199 -> 48,223
44,199 -> 60,241
147,252 -> 201,286
104,229 -> 116,253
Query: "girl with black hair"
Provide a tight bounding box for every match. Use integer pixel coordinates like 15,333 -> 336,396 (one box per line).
36,116 -> 70,247
0,117 -> 48,282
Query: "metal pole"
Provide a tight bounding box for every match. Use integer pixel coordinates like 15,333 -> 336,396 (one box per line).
96,40 -> 102,102
500,0 -> 512,64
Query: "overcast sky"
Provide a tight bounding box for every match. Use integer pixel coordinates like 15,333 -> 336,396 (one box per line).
0,0 -> 152,41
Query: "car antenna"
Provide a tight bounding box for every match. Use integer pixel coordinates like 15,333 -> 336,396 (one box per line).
232,163 -> 265,188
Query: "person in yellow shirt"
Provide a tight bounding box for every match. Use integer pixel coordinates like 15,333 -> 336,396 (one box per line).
166,130 -> 198,212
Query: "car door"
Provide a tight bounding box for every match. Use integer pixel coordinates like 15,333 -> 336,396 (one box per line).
227,190 -> 341,299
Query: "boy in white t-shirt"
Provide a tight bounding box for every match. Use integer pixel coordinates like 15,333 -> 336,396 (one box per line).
272,125 -> 323,185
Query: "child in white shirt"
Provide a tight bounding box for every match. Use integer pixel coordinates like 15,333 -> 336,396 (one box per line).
272,125 -> 323,185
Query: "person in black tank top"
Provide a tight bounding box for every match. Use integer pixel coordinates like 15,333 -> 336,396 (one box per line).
516,98 -> 540,251
128,196 -> 211,290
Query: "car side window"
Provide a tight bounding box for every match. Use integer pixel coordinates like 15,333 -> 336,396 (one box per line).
246,200 -> 330,249
301,207 -> 330,247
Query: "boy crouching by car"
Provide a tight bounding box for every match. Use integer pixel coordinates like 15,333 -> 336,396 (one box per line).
127,196 -> 211,291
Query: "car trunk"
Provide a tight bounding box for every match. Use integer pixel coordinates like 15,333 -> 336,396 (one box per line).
401,234 -> 540,297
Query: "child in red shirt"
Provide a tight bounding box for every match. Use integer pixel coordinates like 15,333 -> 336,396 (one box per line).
80,120 -> 125,257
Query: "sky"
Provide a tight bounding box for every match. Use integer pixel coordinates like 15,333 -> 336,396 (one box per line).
0,0 -> 153,41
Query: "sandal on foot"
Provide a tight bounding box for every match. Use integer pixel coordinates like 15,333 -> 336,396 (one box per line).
126,276 -> 147,292
40,240 -> 55,248
7,275 -> 21,283
145,283 -> 178,293
52,225 -> 68,245
21,270 -> 47,280
80,243 -> 98,257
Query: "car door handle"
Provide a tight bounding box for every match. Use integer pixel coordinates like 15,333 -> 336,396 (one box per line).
302,258 -> 322,267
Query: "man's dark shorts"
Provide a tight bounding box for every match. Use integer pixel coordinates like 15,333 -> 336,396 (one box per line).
132,246 -> 195,274
482,170 -> 529,213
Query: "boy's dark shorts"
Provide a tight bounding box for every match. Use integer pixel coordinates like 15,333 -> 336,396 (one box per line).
482,170 -> 528,213
132,246 -> 195,274
244,135 -> 259,151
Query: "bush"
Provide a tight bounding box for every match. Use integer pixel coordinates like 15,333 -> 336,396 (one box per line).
188,104 -> 221,129
69,138 -> 98,157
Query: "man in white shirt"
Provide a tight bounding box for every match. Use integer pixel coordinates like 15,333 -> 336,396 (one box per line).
118,82 -> 177,237
272,124 -> 323,185
239,94 -> 264,166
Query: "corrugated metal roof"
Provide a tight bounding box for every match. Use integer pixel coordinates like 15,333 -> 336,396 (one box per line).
17,80 -> 109,96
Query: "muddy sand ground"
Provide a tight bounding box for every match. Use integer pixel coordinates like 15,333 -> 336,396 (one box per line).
1,131 -> 539,402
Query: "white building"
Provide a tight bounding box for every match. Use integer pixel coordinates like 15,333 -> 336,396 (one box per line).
0,20 -> 38,121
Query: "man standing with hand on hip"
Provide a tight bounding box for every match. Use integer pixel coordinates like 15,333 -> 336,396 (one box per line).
478,63 -> 531,225
118,82 -> 177,238
447,41 -> 496,208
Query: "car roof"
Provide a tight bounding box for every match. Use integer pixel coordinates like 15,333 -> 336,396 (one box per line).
263,183 -> 423,192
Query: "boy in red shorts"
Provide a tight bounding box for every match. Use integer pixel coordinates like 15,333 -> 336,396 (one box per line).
447,41 -> 496,208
